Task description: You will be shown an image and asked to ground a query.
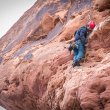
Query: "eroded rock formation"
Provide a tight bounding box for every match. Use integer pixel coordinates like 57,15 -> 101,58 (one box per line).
94,0 -> 110,11
0,0 -> 110,110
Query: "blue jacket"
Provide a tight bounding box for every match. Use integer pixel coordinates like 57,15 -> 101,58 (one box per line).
74,26 -> 88,45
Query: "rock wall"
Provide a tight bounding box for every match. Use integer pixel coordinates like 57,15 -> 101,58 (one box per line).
0,0 -> 110,110
94,0 -> 110,11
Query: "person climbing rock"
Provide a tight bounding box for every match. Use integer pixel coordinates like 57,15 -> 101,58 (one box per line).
68,21 -> 96,67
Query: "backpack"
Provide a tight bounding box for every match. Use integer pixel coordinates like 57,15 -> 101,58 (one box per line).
74,26 -> 87,44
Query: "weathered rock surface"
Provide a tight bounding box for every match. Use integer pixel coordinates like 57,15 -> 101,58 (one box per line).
94,0 -> 110,11
0,0 -> 110,110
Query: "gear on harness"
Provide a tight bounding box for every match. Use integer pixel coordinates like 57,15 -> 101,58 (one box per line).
68,42 -> 78,54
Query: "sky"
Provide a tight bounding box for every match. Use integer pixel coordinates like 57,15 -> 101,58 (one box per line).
0,106 -> 6,110
0,0 -> 37,38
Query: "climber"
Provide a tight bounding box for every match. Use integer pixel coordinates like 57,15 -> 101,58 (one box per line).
68,21 -> 96,67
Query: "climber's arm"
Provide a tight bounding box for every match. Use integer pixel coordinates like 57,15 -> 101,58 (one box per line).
65,37 -> 75,44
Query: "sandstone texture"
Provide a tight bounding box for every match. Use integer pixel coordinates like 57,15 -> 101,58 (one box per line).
0,0 -> 110,110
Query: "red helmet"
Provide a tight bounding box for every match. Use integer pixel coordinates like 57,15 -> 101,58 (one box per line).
87,21 -> 95,29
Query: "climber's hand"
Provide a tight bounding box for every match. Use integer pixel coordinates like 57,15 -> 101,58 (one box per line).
85,43 -> 88,47
85,43 -> 91,48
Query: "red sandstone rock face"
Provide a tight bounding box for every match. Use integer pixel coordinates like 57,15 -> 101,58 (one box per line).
94,0 -> 110,11
0,0 -> 110,110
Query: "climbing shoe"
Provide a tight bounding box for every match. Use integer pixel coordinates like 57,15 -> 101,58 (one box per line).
72,62 -> 77,67
72,61 -> 80,67
76,61 -> 81,66
72,63 -> 76,67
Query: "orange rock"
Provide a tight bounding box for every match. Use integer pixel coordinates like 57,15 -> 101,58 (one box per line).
0,0 -> 110,110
